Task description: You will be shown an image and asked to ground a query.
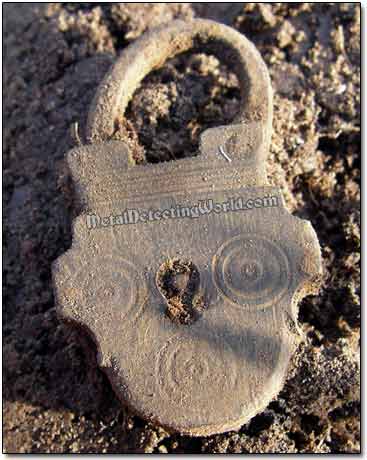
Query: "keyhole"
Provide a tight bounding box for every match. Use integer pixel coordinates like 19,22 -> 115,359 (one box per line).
156,259 -> 206,325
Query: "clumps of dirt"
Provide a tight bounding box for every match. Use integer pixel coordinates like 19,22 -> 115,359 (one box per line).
201,341 -> 360,454
123,52 -> 241,162
156,259 -> 206,325
3,2 -> 360,454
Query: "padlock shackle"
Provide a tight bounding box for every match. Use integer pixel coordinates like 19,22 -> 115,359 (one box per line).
86,19 -> 272,146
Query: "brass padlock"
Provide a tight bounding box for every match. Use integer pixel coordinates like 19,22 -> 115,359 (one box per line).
53,19 -> 322,436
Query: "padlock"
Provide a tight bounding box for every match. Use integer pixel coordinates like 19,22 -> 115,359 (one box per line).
53,19 -> 322,436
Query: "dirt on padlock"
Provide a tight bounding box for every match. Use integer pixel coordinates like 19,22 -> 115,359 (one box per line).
3,3 -> 360,453
156,258 -> 206,325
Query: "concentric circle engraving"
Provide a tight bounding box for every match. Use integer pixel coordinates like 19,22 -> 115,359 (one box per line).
155,335 -> 238,410
60,256 -> 147,324
225,133 -> 239,156
86,257 -> 147,321
213,235 -> 290,308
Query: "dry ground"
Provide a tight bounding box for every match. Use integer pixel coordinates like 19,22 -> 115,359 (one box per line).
3,3 -> 360,453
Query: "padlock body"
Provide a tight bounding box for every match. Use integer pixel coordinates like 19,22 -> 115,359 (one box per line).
54,144 -> 321,434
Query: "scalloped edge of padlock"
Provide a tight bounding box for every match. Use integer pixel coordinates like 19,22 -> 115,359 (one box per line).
288,218 -> 323,318
51,199 -> 323,436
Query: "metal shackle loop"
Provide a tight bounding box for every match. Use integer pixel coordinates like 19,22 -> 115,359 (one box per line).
86,19 -> 273,148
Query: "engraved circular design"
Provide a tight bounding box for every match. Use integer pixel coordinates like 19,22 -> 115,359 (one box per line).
213,235 -> 290,308
155,335 -> 238,409
65,256 -> 147,324
225,133 -> 239,156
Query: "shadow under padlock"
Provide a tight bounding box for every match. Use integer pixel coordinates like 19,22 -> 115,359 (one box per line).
52,19 -> 322,436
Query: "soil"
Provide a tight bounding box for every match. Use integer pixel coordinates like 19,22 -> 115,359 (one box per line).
156,259 -> 205,325
3,3 -> 360,453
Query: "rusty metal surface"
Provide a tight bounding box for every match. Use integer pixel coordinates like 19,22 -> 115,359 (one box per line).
52,19 -> 322,436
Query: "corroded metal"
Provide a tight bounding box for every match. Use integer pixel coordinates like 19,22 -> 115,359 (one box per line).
52,19 -> 322,436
